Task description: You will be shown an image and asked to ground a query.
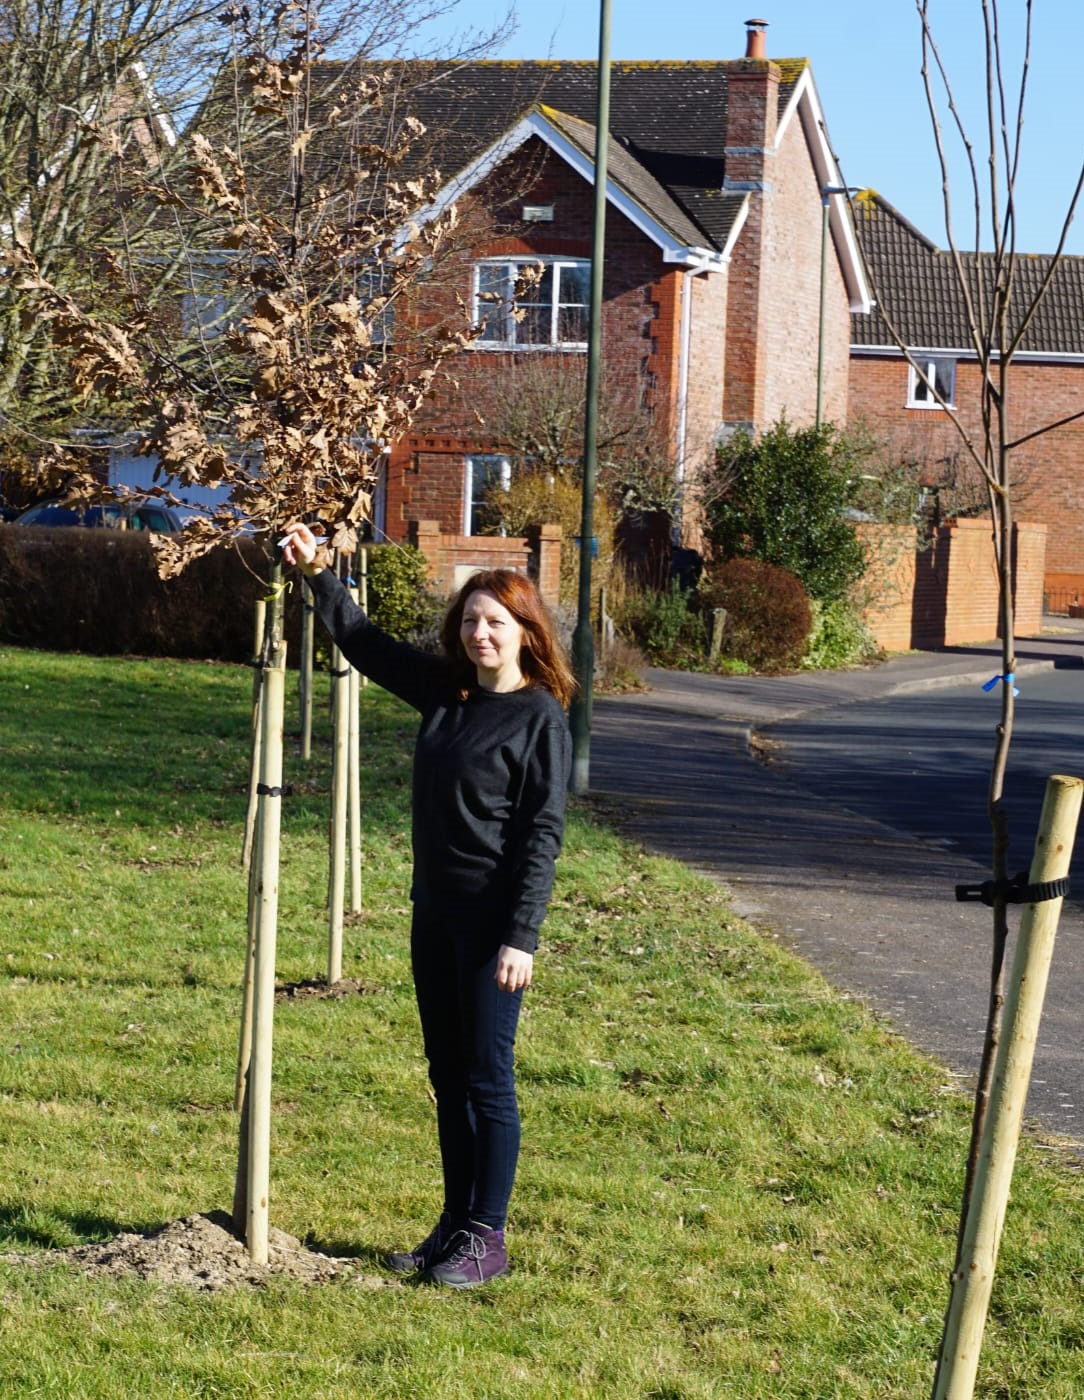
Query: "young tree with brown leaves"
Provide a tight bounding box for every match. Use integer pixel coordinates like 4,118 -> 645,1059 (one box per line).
854,5 -> 1084,1394
0,0 -> 506,469
12,1 -> 505,1261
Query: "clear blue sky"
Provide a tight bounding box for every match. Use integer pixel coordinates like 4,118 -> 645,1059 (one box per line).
411,0 -> 1084,255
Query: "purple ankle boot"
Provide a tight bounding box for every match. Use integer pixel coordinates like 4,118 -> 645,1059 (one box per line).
423,1220 -> 508,1289
385,1212 -> 454,1274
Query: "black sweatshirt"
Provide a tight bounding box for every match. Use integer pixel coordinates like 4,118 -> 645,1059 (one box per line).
308,569 -> 571,953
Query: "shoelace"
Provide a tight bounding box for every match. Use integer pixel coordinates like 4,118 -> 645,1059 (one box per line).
442,1229 -> 487,1266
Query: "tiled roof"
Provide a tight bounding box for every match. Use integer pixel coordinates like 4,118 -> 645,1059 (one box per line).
196,58 -> 809,256
852,191 -> 1084,355
538,105 -> 723,252
402,60 -> 806,251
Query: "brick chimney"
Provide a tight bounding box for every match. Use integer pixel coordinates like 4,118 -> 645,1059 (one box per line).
722,16 -> 782,429
725,19 -> 780,191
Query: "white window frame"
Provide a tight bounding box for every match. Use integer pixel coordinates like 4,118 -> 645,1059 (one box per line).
907,355 -> 956,409
472,257 -> 590,350
464,453 -> 511,535
181,289 -> 231,341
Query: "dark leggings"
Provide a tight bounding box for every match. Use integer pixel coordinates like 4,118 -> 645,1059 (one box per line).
410,904 -> 524,1230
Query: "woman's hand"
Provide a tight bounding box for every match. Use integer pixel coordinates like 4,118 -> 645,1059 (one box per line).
496,945 -> 533,994
280,522 -> 323,576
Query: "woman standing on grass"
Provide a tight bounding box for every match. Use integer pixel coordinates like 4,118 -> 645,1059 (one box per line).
281,524 -> 574,1289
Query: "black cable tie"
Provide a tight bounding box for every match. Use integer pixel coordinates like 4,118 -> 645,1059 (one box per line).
256,784 -> 286,798
330,667 -> 351,678
955,870 -> 1070,906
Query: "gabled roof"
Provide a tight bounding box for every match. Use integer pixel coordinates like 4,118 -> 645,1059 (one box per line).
191,55 -> 870,301
374,59 -> 808,254
389,59 -> 868,302
852,191 -> 1084,357
413,103 -> 740,270
538,105 -> 729,260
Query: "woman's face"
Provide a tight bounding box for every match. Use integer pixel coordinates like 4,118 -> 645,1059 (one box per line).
459,589 -> 525,689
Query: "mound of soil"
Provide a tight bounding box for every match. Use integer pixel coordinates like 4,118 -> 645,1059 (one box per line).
4,1212 -> 387,1293
276,977 -> 377,1002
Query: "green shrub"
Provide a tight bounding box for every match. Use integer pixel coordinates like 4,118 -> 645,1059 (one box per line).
803,597 -> 882,671
481,469 -> 617,610
614,583 -> 705,667
363,543 -> 438,640
699,557 -> 812,671
706,419 -> 867,604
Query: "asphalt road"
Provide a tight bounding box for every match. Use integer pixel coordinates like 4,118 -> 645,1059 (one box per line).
591,660 -> 1084,1145
762,666 -> 1084,896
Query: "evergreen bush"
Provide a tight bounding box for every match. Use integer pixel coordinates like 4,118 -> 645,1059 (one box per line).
802,597 -> 882,670
364,543 -> 438,640
0,525 -> 266,660
706,419 -> 867,604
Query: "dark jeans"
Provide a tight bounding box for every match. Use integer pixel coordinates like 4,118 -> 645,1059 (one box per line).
410,903 -> 524,1230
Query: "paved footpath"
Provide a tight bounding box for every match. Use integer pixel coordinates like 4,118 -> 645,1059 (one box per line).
589,622 -> 1084,1145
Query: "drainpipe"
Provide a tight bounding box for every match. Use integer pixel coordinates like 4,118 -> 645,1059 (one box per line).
673,266 -> 695,543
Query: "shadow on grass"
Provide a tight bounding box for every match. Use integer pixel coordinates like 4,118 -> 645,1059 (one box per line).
303,1233 -> 390,1269
0,1201 -> 129,1249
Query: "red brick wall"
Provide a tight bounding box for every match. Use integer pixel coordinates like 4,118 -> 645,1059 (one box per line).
760,130 -> 849,425
850,352 -> 1084,593
684,270 -> 729,491
923,518 -> 999,646
858,518 -> 1047,650
856,523 -> 916,652
1014,522 -> 1048,634
408,519 -> 562,609
386,438 -> 473,539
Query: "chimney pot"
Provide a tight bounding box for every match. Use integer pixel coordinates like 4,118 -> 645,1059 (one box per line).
745,18 -> 768,59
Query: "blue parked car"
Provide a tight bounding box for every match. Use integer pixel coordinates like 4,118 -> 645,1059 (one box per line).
12,498 -> 184,532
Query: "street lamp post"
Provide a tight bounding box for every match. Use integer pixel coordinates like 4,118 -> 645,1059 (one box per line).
569,0 -> 612,796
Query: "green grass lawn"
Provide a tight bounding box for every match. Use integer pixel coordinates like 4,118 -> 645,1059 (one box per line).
1,644 -> 1083,1398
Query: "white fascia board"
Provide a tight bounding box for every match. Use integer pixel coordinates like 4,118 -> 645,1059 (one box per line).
410,108 -> 727,272
662,246 -> 729,272
781,67 -> 874,314
852,343 -> 1084,365
130,60 -> 178,148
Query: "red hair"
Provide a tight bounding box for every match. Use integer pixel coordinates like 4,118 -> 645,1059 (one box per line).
441,569 -> 576,709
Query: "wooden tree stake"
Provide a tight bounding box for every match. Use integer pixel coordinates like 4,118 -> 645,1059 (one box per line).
348,642 -> 362,917
241,599 -> 266,869
300,579 -> 314,762
932,773 -> 1083,1400
327,638 -> 348,984
242,643 -> 287,1265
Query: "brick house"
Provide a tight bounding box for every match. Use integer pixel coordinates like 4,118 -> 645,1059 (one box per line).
362,19 -> 872,551
849,192 -> 1084,608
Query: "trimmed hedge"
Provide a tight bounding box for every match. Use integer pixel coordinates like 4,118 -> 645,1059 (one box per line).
0,526 -> 281,662
698,557 -> 812,672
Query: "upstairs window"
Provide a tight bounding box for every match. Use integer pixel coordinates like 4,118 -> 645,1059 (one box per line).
473,258 -> 590,350
907,355 -> 956,408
